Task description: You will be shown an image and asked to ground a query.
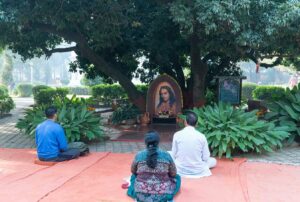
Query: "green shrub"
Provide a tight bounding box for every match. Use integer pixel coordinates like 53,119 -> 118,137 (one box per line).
242,82 -> 258,100
16,83 -> 33,97
182,102 -> 289,158
253,86 -> 285,101
91,84 -> 126,106
34,87 -> 69,105
205,88 -> 217,105
0,95 -> 15,115
91,84 -> 126,98
32,85 -> 51,97
32,85 -> 52,103
35,89 -> 57,105
91,84 -> 148,106
55,87 -> 69,100
265,83 -> 300,143
68,86 -> 91,95
16,96 -> 104,142
0,84 -> 9,96
111,104 -> 140,124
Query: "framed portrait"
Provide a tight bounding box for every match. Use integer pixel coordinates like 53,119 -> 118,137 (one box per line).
147,74 -> 183,120
155,82 -> 177,117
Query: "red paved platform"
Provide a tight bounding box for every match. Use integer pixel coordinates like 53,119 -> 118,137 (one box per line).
0,148 -> 299,202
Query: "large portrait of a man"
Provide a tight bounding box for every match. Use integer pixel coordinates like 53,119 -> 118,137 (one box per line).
155,83 -> 177,117
146,74 -> 183,120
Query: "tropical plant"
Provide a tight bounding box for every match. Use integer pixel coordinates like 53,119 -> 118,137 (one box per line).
204,88 -> 217,106
16,105 -> 46,136
183,102 -> 289,158
16,96 -> 104,142
0,95 -> 15,116
111,104 -> 140,124
57,98 -> 103,142
265,84 -> 300,142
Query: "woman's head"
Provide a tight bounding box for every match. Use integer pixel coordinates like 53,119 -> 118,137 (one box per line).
158,86 -> 176,107
144,131 -> 160,169
145,131 -> 160,148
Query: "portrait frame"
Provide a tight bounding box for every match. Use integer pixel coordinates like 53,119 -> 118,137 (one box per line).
146,74 -> 183,119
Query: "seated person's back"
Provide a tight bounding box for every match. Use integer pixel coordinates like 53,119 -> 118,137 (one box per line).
36,119 -> 67,160
171,111 -> 217,177
35,107 -> 80,162
128,131 -> 180,202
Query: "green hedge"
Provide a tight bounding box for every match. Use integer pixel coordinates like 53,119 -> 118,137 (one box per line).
0,84 -> 9,96
68,86 -> 91,95
34,87 -> 69,105
16,83 -> 33,97
253,86 -> 286,101
56,87 -> 69,99
242,82 -> 258,100
32,85 -> 51,96
91,84 -> 125,99
32,85 -> 52,103
91,84 -> 148,104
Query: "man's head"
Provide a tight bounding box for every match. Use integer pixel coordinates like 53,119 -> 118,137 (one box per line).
45,106 -> 57,120
184,111 -> 198,127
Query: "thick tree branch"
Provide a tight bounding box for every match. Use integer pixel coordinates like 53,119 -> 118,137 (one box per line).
43,46 -> 77,58
29,23 -> 84,43
29,22 -> 145,110
259,57 -> 283,68
262,54 -> 291,58
248,53 -> 283,68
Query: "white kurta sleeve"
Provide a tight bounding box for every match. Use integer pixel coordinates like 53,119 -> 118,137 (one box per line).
171,134 -> 178,159
202,138 -> 210,162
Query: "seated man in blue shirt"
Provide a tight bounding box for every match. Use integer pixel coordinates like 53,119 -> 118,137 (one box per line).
35,107 -> 80,162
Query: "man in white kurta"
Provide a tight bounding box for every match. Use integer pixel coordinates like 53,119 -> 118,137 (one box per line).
171,111 -> 217,178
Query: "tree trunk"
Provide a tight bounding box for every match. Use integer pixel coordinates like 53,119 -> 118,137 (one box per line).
190,32 -> 208,107
174,55 -> 186,91
78,44 -> 146,111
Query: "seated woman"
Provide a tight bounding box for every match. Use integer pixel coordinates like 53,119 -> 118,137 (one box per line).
127,131 -> 181,202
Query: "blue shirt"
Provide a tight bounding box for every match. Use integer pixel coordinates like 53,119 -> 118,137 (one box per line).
35,119 -> 68,159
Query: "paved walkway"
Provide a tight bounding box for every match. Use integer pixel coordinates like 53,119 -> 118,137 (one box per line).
0,97 -> 299,166
0,98 -> 36,148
